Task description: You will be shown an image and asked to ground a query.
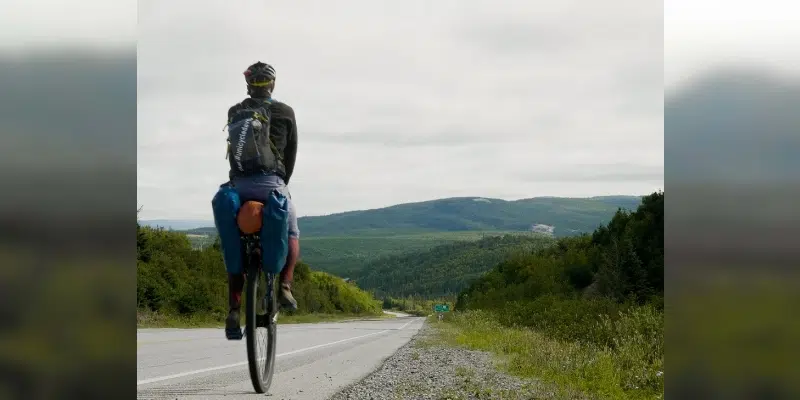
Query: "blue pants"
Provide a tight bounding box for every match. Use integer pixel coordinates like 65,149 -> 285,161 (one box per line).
211,173 -> 296,275
232,174 -> 300,238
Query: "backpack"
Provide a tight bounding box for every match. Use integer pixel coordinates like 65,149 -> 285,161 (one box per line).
225,100 -> 281,176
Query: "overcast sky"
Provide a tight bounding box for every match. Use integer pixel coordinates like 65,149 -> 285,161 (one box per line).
135,0 -> 667,219
4,0 -> 796,220
664,0 -> 800,95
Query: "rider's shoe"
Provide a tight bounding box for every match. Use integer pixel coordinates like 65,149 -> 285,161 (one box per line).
225,274 -> 244,340
279,281 -> 298,311
225,308 -> 243,340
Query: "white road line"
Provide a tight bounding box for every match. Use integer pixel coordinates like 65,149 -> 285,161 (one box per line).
138,328 -> 390,385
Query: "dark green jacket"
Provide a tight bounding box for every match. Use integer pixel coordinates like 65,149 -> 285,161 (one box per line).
227,97 -> 298,183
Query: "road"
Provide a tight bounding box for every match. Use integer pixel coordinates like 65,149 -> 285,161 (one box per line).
137,316 -> 424,399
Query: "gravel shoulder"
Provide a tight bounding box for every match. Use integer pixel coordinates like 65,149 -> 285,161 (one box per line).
329,321 -> 580,400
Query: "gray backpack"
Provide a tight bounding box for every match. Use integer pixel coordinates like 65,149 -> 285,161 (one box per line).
225,100 -> 281,176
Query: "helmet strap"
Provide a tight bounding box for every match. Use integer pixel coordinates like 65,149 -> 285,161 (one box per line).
247,84 -> 273,99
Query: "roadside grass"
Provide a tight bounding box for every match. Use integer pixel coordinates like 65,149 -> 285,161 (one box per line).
430,305 -> 664,400
137,309 -> 226,328
669,275 -> 800,397
279,312 -> 395,324
137,309 -> 390,329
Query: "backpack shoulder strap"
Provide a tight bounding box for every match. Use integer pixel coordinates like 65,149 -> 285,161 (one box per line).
249,98 -> 273,123
225,101 -> 244,128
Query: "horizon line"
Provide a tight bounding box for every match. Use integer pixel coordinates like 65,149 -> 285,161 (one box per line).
139,193 -> 650,222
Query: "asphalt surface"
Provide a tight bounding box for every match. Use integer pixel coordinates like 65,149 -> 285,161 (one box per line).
137,316 -> 424,399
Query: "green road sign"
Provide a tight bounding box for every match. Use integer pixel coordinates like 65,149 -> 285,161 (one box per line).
434,304 -> 450,313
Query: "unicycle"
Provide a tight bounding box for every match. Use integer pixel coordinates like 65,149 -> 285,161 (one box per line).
242,233 -> 279,394
213,184 -> 289,394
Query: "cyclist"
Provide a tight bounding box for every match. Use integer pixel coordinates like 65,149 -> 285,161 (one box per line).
224,61 -> 300,336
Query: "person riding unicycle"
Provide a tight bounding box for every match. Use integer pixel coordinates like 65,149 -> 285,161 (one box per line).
211,61 -> 301,340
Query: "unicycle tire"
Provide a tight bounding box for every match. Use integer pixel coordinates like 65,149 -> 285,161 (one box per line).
245,261 -> 278,394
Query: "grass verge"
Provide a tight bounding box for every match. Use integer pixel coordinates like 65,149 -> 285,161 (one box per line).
431,306 -> 664,400
279,312 -> 395,325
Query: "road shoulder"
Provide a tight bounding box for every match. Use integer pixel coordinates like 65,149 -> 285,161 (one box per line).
329,320 -> 576,400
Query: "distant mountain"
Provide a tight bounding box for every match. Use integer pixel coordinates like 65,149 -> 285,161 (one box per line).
140,219 -> 214,231
666,67 -> 800,183
182,195 -> 642,238
296,195 -> 643,238
666,67 -> 800,265
0,48 -> 137,169
177,195 -> 643,277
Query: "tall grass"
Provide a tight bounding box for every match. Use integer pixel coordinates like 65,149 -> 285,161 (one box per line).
438,302 -> 663,400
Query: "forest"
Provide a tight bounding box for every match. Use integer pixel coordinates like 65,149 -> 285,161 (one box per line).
136,220 -> 382,325
448,191 -> 664,398
353,234 -> 554,298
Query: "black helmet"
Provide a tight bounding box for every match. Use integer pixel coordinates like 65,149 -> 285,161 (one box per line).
243,61 -> 276,87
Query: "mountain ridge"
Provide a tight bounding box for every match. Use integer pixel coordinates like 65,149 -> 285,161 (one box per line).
152,195 -> 643,277
295,195 -> 644,238
140,194 -> 645,230
144,194 -> 644,238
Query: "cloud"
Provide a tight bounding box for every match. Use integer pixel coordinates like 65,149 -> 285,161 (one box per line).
515,163 -> 664,183
136,0 -> 663,219
0,0 -> 135,51
665,0 -> 800,93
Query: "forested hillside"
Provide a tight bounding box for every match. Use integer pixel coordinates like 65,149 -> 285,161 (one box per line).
354,234 -> 554,298
177,195 -> 641,280
447,191 -> 664,398
302,231 -> 536,280
177,195 -> 640,239
136,223 -> 382,325
297,196 -> 642,237
457,191 -> 663,309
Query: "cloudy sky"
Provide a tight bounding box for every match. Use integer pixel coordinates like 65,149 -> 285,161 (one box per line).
137,0 -> 666,219
6,0 -> 791,220
664,0 -> 800,95
0,0 -> 136,51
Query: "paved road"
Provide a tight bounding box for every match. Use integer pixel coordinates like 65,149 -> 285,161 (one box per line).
137,317 -> 424,399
